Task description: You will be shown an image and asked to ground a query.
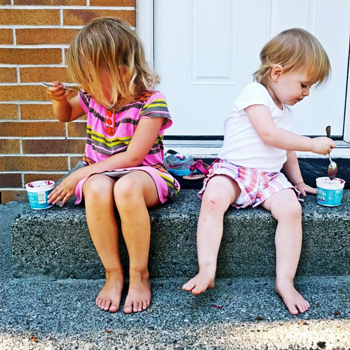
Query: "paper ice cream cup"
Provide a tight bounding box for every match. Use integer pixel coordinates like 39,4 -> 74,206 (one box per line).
316,177 -> 345,207
25,180 -> 55,210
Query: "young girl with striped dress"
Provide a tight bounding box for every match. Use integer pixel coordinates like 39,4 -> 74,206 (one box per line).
46,17 -> 180,314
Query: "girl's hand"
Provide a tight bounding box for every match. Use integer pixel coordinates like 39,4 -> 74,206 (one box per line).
295,182 -> 317,196
46,81 -> 72,102
48,173 -> 78,206
310,137 -> 335,155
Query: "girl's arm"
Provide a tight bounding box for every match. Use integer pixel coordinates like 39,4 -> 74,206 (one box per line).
48,117 -> 165,205
46,83 -> 85,122
245,104 -> 335,155
283,151 -> 317,196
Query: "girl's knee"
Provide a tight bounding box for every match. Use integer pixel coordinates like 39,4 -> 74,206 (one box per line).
202,191 -> 230,213
84,176 -> 114,204
277,197 -> 302,221
114,176 -> 142,206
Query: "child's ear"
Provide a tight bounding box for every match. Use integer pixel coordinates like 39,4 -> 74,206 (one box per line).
270,65 -> 283,82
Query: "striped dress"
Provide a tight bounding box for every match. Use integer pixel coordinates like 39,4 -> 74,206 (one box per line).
74,89 -> 180,205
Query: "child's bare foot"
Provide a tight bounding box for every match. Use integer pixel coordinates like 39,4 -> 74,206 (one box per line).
124,271 -> 151,314
182,271 -> 215,295
275,280 -> 310,315
96,271 -> 124,313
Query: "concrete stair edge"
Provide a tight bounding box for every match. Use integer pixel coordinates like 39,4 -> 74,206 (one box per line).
11,189 -> 350,279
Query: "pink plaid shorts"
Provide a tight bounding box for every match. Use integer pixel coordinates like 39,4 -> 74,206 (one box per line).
198,159 -> 299,208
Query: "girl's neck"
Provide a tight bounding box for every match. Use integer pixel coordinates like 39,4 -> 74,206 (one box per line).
262,81 -> 283,110
110,95 -> 135,111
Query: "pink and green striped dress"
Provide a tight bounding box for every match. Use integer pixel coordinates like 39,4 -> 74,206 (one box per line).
74,89 -> 180,205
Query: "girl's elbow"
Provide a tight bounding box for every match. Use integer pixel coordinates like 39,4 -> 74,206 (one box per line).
128,154 -> 145,166
260,133 -> 275,146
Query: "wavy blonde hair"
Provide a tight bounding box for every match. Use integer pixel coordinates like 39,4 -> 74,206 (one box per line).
253,28 -> 331,86
66,17 -> 159,108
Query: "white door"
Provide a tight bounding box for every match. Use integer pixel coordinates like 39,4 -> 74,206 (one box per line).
151,0 -> 350,140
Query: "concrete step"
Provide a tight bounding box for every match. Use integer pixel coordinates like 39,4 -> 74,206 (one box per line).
2,202 -> 350,349
11,189 -> 350,280
1,276 -> 350,349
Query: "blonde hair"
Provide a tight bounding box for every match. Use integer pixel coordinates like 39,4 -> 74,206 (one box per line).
253,28 -> 331,86
66,17 -> 159,108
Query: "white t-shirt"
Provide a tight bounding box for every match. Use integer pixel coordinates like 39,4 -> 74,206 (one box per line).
218,82 -> 293,173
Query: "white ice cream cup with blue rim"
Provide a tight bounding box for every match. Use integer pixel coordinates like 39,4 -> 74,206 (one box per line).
25,180 -> 55,210
316,177 -> 345,207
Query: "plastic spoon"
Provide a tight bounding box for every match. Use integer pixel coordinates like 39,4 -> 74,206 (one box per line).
325,125 -> 338,180
41,82 -> 81,92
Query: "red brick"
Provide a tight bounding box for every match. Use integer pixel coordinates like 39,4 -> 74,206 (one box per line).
15,0 -> 85,4
64,9 -> 136,26
20,67 -> 70,83
16,28 -> 79,45
0,29 -> 13,45
0,139 -> 20,154
1,190 -> 28,204
0,121 -> 65,137
22,139 -> 85,154
0,48 -> 62,65
70,156 -> 83,169
0,155 -> 68,171
0,173 -> 22,187
20,104 -> 56,120
0,68 -> 17,83
0,104 -> 18,119
0,85 -> 48,102
90,0 -> 135,6
0,9 -> 60,25
67,121 -> 86,137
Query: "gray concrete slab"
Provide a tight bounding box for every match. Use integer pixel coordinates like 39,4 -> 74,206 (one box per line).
1,202 -> 350,349
10,190 -> 350,280
0,202 -> 26,281
0,276 -> 349,349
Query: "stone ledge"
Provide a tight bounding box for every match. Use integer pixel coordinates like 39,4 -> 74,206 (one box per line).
11,189 -> 350,279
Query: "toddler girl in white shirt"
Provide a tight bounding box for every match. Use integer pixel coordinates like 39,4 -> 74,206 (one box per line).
183,28 -> 335,315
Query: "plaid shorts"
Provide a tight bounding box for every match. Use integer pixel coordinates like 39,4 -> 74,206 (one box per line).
198,159 -> 299,208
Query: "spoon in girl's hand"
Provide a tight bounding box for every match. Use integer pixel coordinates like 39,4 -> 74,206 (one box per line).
41,82 -> 81,92
325,125 -> 338,180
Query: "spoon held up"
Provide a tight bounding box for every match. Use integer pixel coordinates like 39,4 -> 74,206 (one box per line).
325,125 -> 338,180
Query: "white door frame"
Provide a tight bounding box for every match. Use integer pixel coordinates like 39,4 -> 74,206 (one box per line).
344,43 -> 350,143
136,0 -> 154,67
136,0 -> 350,157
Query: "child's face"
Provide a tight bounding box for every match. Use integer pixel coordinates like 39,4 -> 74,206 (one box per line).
269,67 -> 312,108
83,68 -> 130,108
84,70 -> 113,106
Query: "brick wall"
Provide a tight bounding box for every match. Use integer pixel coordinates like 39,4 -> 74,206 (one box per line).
0,0 -> 136,204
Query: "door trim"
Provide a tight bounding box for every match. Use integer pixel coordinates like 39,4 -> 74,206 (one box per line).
343,36 -> 350,143
136,0 -> 154,66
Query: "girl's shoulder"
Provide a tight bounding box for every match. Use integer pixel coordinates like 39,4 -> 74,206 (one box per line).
240,82 -> 268,97
135,89 -> 170,117
235,82 -> 270,110
135,89 -> 167,104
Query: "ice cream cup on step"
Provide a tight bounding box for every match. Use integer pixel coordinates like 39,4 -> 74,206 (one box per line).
25,180 -> 55,210
316,177 -> 345,207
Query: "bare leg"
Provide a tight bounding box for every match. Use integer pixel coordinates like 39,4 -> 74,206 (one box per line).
262,189 -> 310,315
83,175 -> 124,313
183,175 -> 241,295
114,171 -> 158,314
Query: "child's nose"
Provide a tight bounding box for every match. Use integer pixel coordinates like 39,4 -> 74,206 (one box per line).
303,87 -> 310,96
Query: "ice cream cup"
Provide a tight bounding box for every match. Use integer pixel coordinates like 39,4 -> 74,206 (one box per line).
316,177 -> 345,207
25,180 -> 55,210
